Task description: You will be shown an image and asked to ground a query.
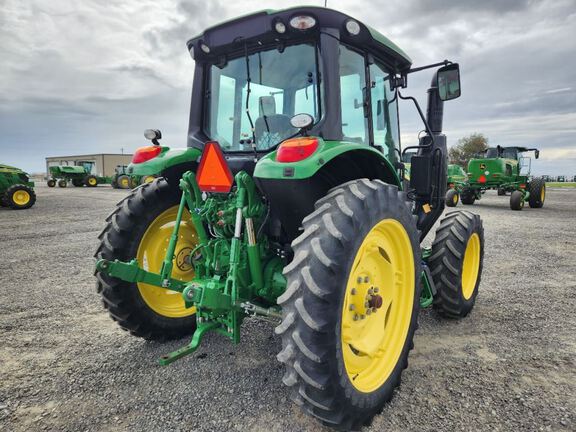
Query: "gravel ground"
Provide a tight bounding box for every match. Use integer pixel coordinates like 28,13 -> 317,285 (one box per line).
1,184 -> 575,432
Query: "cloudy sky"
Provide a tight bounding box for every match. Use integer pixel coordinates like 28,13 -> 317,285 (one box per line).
1,0 -> 575,175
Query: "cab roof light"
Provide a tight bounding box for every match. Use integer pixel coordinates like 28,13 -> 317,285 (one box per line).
132,146 -> 162,164
196,141 -> 234,193
289,15 -> 316,30
276,137 -> 319,163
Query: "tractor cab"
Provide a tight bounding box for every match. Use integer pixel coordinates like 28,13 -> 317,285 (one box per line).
76,160 -> 96,174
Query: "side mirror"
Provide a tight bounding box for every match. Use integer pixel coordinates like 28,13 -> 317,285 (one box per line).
437,63 -> 461,101
535,150 -> 540,159
144,129 -> 162,145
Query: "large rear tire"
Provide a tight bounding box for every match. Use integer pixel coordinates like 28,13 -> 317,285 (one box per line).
428,210 -> 484,318
460,188 -> 476,205
528,177 -> 545,208
95,178 -> 197,340
277,179 -> 421,431
85,175 -> 98,187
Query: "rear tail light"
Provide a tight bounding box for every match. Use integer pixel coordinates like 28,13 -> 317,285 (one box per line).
520,184 -> 526,189
478,174 -> 486,183
276,137 -> 319,163
132,146 -> 161,164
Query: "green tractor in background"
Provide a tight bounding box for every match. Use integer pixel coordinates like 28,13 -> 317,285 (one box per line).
95,7 -> 484,430
110,165 -> 131,189
0,164 -> 36,210
47,160 -> 110,188
447,146 -> 545,210
445,164 -> 467,206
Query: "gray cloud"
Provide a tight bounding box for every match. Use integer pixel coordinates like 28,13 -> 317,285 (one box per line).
1,0 -> 575,176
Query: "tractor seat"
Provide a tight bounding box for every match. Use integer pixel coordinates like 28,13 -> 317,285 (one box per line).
254,96 -> 294,149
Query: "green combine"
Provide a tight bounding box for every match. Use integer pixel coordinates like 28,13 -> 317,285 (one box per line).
0,164 -> 36,209
94,7 -> 484,430
449,146 -> 545,210
47,160 -> 110,188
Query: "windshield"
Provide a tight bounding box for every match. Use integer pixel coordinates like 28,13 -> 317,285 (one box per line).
206,43 -> 322,152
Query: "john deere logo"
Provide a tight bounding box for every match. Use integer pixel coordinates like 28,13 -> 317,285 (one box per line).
480,163 -> 486,170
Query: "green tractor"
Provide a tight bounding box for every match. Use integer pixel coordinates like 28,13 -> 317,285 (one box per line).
0,164 -> 36,209
95,7 -> 484,430
47,160 -> 109,188
448,146 -> 545,210
110,165 -> 131,189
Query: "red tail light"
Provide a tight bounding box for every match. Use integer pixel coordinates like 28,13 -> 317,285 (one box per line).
276,137 -> 319,163
520,184 -> 526,189
196,141 -> 234,193
478,174 -> 486,183
132,146 -> 161,164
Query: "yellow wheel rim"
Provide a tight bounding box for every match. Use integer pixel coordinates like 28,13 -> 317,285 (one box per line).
89,178 -> 97,186
453,193 -> 458,205
120,178 -> 129,188
13,190 -> 30,206
341,219 -> 415,393
143,176 -> 155,184
461,233 -> 480,300
137,205 -> 197,318
540,185 -> 545,202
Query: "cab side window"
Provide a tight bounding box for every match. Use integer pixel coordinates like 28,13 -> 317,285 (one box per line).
339,46 -> 368,145
370,64 -> 400,164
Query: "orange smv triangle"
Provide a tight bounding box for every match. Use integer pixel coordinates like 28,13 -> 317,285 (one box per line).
196,141 -> 234,193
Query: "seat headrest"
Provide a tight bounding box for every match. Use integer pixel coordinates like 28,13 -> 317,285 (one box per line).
259,96 -> 276,117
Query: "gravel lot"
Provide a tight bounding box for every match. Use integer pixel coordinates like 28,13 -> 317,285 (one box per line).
1,183 -> 575,432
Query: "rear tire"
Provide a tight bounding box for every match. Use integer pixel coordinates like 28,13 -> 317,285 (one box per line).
57,179 -> 67,188
72,179 -> 84,187
528,177 -> 545,208
95,178 -> 196,340
118,175 -> 131,189
47,179 -> 56,187
445,189 -> 459,207
460,188 -> 476,205
277,179 -> 421,431
5,184 -> 36,210
428,211 -> 484,318
510,190 -> 524,210
497,188 -> 506,196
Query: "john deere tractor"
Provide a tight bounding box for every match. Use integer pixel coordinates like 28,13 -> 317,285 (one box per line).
0,164 -> 36,209
450,146 -> 545,210
111,165 -> 131,189
47,160 -> 109,188
95,7 -> 484,430
444,164 -> 468,206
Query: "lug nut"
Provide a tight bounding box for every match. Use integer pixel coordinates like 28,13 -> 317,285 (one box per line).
364,301 -> 370,308
368,287 -> 374,295
372,307 -> 378,313
350,288 -> 357,295
366,309 -> 372,315
349,304 -> 356,311
353,314 -> 359,321
360,315 -> 366,320
374,287 -> 379,294
357,277 -> 363,284
364,276 -> 369,283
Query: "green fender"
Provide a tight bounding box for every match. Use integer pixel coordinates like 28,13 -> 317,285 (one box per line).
254,138 -> 402,187
128,147 -> 202,176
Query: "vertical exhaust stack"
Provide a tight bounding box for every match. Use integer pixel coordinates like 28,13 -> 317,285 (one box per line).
426,72 -> 444,134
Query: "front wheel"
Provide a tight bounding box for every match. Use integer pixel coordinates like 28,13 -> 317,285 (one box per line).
460,188 -> 476,205
5,184 -> 36,210
95,178 -> 197,340
510,190 -> 524,210
47,179 -> 56,187
85,175 -> 98,187
57,179 -> 67,188
276,179 -> 421,430
428,211 -> 484,318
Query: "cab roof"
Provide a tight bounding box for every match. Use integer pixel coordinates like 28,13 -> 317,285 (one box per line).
187,7 -> 412,73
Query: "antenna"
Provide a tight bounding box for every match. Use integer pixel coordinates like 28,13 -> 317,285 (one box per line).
324,0 -> 328,6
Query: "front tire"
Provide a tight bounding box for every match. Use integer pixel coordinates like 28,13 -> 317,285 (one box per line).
47,179 -> 56,187
460,188 -> 476,205
85,175 -> 98,187
57,179 -> 67,188
95,178 -> 197,340
276,179 -> 421,430
510,190 -> 524,210
428,211 -> 484,318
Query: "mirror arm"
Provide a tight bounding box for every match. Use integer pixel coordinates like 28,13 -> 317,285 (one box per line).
407,60 -> 452,75
398,90 -> 436,156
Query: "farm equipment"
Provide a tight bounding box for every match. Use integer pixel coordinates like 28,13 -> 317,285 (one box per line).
445,164 -> 468,206
47,161 -> 110,188
0,164 -> 36,209
111,165 -> 131,189
95,7 -> 484,430
449,146 -> 545,210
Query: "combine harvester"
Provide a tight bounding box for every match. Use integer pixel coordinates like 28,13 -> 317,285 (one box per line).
95,7 -> 484,430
